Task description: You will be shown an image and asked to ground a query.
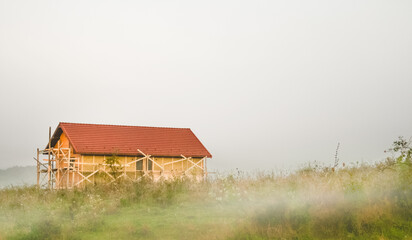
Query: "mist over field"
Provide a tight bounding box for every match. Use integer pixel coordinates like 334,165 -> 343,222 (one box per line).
1,155 -> 412,239
0,166 -> 36,188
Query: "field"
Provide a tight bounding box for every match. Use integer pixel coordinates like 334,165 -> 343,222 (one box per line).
0,158 -> 412,240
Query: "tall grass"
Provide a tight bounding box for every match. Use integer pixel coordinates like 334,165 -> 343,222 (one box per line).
0,159 -> 411,239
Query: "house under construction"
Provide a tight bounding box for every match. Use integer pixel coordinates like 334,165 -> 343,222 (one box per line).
35,122 -> 212,189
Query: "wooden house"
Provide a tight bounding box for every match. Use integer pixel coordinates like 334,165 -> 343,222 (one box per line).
35,122 -> 212,189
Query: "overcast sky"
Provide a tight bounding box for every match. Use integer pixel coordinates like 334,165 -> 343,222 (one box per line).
0,0 -> 411,171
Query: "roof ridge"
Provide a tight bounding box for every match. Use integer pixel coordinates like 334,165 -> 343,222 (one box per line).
59,122 -> 191,130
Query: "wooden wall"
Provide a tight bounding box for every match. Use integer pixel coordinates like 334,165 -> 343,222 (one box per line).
53,131 -> 206,188
79,155 -> 204,173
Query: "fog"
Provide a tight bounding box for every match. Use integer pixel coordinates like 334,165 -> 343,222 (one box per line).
0,0 -> 411,170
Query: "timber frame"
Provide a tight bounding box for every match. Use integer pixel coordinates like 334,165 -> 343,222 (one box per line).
35,127 -> 209,189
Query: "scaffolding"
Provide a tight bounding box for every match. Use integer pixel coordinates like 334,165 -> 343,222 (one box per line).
35,127 -> 208,189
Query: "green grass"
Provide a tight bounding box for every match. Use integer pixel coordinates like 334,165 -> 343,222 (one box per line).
1,160 -> 412,239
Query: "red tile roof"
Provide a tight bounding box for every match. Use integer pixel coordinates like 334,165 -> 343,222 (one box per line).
50,122 -> 212,158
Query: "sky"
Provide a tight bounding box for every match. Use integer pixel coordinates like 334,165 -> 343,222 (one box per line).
0,0 -> 411,171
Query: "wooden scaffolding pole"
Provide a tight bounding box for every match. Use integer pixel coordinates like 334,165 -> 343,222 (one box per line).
204,158 -> 208,180
36,148 -> 40,187
47,127 -> 51,190
124,156 -> 127,180
71,149 -> 74,188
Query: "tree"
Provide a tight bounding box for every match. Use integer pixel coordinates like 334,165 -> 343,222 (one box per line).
104,153 -> 123,181
387,136 -> 412,163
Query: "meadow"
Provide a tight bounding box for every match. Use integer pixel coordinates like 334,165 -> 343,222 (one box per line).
1,147 -> 412,239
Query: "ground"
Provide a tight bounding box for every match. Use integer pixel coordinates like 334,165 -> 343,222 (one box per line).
1,160 -> 412,239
